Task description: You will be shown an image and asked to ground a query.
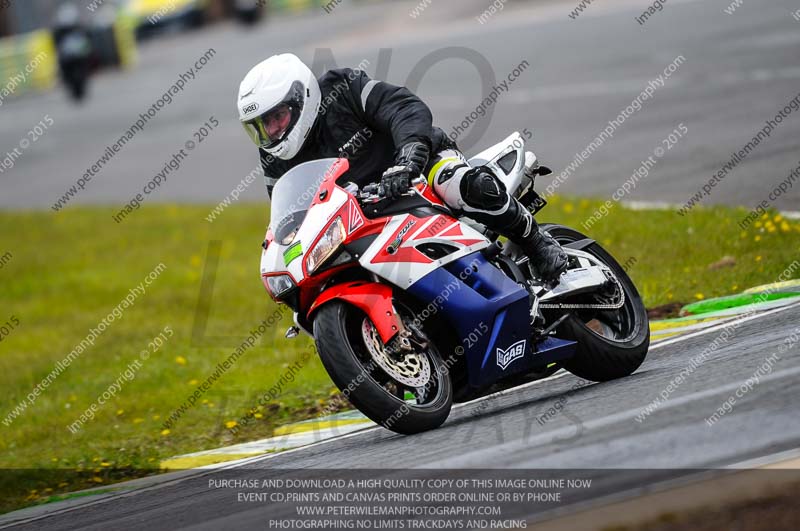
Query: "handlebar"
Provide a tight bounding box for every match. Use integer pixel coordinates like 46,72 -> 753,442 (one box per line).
357,176 -> 427,203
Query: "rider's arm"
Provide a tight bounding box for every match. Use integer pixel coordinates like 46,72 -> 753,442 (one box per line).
328,69 -> 433,198
327,68 -> 434,151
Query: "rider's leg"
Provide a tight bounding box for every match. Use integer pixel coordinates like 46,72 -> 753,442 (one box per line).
426,149 -> 568,281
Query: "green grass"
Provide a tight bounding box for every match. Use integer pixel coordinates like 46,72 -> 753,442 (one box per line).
544,196 -> 800,305
0,199 -> 798,513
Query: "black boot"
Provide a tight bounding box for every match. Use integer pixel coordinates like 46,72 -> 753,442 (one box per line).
501,199 -> 568,282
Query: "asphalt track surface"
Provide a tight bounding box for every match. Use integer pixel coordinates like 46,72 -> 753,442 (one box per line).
4,301 -> 800,529
1,0 -> 799,210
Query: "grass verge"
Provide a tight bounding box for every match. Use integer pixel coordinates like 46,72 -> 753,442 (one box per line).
0,199 -> 798,513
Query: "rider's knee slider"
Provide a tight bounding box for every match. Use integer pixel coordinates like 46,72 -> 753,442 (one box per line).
459,166 -> 508,210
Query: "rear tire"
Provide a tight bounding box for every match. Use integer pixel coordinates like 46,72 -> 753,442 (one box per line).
313,301 -> 452,434
542,224 -> 649,382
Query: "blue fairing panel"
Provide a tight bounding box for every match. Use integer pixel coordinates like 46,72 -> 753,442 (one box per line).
406,253 -> 538,388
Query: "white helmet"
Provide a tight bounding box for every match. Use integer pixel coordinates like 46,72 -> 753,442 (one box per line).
237,54 -> 321,160
55,3 -> 81,28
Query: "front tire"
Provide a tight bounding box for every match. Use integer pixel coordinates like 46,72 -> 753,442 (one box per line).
313,301 -> 452,434
542,224 -> 650,382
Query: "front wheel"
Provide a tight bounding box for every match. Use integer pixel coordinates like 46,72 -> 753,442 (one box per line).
313,301 -> 452,434
542,224 -> 650,382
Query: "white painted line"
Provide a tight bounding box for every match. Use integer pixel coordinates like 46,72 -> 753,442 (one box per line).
726,447 -> 800,469
169,423 -> 371,459
622,200 -> 800,219
649,316 -> 736,336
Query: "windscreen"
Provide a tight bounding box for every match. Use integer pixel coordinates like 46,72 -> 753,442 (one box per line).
269,158 -> 337,244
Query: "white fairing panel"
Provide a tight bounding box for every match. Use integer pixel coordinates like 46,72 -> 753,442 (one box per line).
261,236 -> 283,277
260,187 -> 348,282
468,131 -> 526,196
359,214 -> 490,288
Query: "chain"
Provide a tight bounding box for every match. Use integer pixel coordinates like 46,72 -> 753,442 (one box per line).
538,277 -> 626,310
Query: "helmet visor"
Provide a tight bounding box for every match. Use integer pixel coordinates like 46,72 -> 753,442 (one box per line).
242,103 -> 297,149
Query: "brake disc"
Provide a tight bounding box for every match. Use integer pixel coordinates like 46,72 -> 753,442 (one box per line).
361,319 -> 431,388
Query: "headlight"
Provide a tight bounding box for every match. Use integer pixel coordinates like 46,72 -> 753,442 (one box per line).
306,217 -> 346,273
264,274 -> 295,299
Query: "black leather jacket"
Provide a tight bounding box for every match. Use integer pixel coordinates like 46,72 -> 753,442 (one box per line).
260,68 -> 453,199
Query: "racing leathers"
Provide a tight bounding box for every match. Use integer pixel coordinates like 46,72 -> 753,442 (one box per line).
259,68 -> 567,281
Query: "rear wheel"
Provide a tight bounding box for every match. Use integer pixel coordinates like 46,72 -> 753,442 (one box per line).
541,224 -> 649,382
313,301 -> 452,434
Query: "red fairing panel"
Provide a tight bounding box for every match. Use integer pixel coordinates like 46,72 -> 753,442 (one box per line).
311,158 -> 350,207
436,222 -> 484,247
370,215 -> 435,265
307,281 -> 402,343
418,181 -> 445,206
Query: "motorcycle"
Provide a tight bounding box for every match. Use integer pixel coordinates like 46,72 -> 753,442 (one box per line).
231,0 -> 266,25
260,132 -> 649,434
55,29 -> 93,102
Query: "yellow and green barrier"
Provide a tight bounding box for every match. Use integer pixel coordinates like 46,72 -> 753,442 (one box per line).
271,0 -> 380,14
272,0 -> 324,12
0,14 -> 137,103
0,30 -> 58,98
112,12 -> 139,69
